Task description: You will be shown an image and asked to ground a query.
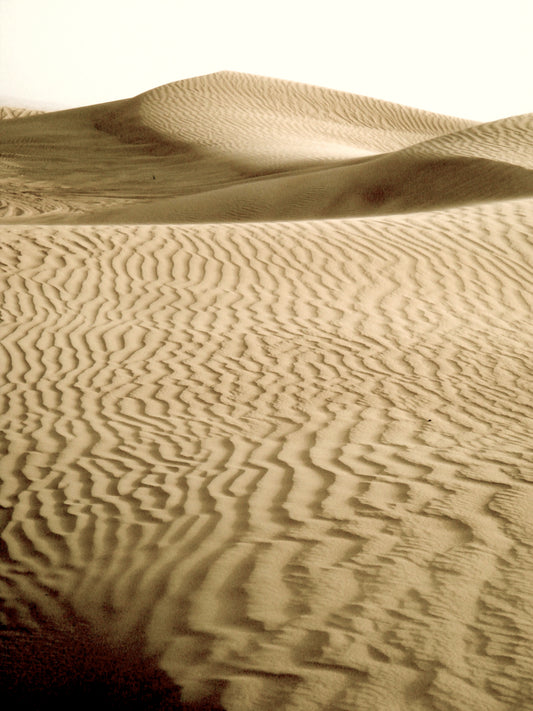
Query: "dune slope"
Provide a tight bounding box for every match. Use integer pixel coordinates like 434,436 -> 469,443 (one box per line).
1,73 -> 532,710
1,71 -> 477,224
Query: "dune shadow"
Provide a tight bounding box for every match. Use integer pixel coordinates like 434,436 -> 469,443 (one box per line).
0,622 -> 225,710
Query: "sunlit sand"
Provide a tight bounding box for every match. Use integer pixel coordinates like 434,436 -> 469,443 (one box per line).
1,72 -> 532,709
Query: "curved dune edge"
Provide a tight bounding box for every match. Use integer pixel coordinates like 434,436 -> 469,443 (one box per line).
58,153 -> 533,225
1,74 -> 533,710
1,72 -> 532,225
1,71 -> 481,225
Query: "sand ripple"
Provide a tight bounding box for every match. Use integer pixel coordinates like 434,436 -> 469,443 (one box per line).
1,73 -> 533,710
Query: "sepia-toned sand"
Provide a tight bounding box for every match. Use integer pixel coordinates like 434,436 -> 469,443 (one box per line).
1,72 -> 532,709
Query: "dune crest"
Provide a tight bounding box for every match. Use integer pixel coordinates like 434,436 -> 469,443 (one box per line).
2,72 -> 532,225
1,74 -> 532,710
1,71 -> 479,224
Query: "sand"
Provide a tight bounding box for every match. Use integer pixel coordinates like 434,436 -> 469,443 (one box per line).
0,72 -> 532,710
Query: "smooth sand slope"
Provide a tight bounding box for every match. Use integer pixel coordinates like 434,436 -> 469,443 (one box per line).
1,73 -> 533,710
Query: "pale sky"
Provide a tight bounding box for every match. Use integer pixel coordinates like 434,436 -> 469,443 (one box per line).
0,0 -> 531,121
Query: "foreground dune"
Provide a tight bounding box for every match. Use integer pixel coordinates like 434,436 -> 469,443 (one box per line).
1,73 -> 532,710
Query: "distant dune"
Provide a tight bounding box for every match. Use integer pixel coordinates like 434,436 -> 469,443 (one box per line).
1,73 -> 532,710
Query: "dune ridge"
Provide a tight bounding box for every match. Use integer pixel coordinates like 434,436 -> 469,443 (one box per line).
2,73 -> 532,226
1,71 -> 478,225
1,73 -> 533,710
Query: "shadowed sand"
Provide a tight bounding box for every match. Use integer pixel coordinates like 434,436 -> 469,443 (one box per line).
1,72 -> 533,710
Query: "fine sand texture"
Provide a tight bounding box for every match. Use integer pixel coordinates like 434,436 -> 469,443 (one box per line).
1,72 -> 533,709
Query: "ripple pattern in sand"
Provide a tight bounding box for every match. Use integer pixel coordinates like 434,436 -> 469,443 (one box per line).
139,71 -> 475,168
1,199 -> 532,709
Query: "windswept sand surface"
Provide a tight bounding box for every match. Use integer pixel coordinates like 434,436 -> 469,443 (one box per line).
1,73 -> 533,709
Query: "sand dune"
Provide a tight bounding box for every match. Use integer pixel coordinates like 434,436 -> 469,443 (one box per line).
1,73 -> 533,710
2,73 -> 531,226
1,72 -> 475,224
